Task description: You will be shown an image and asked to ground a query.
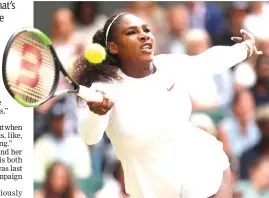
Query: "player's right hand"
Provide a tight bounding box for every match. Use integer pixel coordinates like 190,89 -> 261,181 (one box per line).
87,91 -> 114,115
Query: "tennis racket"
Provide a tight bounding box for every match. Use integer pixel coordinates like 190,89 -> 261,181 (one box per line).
2,27 -> 103,107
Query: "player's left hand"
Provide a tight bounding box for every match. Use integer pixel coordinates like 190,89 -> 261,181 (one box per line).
231,29 -> 263,57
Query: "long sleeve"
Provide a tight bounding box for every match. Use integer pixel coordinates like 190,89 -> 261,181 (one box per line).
78,82 -> 115,145
188,43 -> 248,74
79,106 -> 111,145
153,43 -> 249,79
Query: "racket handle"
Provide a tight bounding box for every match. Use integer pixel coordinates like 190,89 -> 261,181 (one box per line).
78,85 -> 103,102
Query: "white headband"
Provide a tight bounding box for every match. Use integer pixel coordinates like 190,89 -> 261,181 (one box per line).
105,13 -> 125,46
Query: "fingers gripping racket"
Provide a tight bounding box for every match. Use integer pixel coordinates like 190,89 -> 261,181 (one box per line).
2,28 -> 103,107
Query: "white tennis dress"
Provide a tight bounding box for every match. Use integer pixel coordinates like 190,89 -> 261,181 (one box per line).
79,44 -> 248,198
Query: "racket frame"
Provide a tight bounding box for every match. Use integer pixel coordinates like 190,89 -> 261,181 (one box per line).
2,28 -> 80,107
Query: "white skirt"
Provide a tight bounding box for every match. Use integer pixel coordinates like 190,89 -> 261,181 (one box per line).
115,123 -> 229,198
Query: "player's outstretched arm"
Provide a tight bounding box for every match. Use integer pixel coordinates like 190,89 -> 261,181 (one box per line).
189,29 -> 262,74
79,91 -> 114,145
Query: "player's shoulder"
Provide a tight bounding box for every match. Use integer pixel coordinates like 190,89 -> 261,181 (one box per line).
153,53 -> 189,61
153,53 -> 189,68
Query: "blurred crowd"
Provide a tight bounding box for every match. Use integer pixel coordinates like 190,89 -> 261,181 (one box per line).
33,1 -> 269,198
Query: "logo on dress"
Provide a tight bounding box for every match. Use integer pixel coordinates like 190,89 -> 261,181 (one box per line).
167,83 -> 175,91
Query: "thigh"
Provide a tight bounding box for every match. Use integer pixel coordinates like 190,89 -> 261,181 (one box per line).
209,168 -> 232,198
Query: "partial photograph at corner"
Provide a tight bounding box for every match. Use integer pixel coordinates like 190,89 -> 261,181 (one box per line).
33,1 -> 269,198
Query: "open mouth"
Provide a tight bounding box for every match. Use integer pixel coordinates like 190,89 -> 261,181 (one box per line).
141,42 -> 153,53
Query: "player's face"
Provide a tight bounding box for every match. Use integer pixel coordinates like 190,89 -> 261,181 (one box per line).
113,14 -> 155,65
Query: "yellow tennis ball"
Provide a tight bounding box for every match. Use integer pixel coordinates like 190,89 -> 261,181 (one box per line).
85,43 -> 106,64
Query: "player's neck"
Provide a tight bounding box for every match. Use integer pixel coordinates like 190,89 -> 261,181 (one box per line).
120,62 -> 154,79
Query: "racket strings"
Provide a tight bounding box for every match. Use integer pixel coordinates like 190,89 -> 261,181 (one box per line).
11,36 -> 54,70
4,32 -> 56,104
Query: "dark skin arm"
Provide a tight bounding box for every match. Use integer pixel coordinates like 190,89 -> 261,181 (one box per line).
209,168 -> 233,198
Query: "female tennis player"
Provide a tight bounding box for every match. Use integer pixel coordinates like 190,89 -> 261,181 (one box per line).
75,13 -> 262,198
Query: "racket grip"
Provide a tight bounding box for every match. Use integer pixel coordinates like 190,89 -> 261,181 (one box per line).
78,85 -> 103,102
